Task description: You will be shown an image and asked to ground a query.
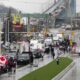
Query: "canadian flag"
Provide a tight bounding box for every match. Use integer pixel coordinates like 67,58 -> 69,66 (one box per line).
0,56 -> 7,64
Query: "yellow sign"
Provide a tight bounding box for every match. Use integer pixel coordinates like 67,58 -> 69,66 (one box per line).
13,13 -> 22,24
44,28 -> 49,32
13,15 -> 17,24
61,32 -> 64,37
70,39 -> 72,46
71,32 -> 74,36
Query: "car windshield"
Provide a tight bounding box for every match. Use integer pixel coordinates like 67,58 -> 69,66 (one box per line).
8,54 -> 15,57
9,51 -> 16,53
18,54 -> 29,59
22,54 -> 28,56
5,51 -> 16,58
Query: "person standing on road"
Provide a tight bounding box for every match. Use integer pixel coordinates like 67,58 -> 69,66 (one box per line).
29,51 -> 34,66
16,49 -> 19,59
44,46 -> 50,54
12,59 -> 17,74
50,45 -> 55,59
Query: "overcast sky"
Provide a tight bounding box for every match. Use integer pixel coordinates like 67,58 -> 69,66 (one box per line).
0,0 -> 79,13
0,0 -> 49,13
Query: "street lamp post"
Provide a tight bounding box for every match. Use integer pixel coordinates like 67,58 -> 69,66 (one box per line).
4,19 -> 8,43
27,16 -> 30,32
7,19 -> 9,42
6,8 -> 12,42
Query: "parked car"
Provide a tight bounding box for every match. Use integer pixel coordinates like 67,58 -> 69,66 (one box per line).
17,52 -> 30,65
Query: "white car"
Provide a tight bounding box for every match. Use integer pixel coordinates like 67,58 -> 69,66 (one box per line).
44,37 -> 52,46
30,39 -> 44,52
30,39 -> 38,51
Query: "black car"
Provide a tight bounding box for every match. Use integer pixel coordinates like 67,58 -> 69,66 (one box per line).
17,52 -> 30,65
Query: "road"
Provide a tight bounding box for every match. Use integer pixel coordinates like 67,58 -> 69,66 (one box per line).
60,30 -> 80,80
60,56 -> 80,80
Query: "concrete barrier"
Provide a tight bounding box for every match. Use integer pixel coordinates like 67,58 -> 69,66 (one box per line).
52,62 -> 75,80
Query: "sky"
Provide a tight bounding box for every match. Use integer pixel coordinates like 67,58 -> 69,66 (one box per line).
0,0 -> 49,13
0,0 -> 56,13
0,0 -> 79,13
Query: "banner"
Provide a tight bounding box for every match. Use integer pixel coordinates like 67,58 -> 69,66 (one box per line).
71,32 -> 75,36
70,39 -> 72,46
13,15 -> 16,24
29,17 -> 38,25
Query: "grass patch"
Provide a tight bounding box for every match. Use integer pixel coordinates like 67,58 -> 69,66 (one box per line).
19,57 -> 72,80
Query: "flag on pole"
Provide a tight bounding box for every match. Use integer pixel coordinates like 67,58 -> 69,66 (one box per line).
13,15 -> 16,24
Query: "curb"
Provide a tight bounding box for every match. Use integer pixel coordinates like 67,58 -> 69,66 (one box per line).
52,61 -> 75,80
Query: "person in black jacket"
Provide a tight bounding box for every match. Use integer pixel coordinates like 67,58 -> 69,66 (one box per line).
29,51 -> 34,66
44,46 -> 50,54
51,45 -> 55,59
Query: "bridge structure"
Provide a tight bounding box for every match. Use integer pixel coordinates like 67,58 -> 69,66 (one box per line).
42,0 -> 76,27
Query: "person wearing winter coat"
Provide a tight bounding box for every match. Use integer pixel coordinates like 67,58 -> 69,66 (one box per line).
50,45 -> 55,59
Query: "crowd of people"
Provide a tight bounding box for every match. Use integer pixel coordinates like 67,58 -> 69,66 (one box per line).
0,37 -> 73,77
12,36 -> 79,73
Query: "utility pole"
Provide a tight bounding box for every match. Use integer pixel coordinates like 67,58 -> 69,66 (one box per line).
7,8 -> 12,42
27,15 -> 30,32
4,20 -> 7,43
7,19 -> 9,42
